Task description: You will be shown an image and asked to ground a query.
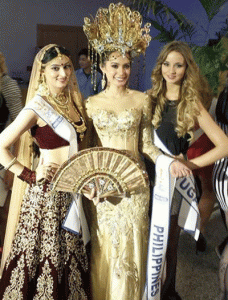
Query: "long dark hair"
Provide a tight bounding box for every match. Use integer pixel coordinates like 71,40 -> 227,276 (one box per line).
41,46 -> 71,64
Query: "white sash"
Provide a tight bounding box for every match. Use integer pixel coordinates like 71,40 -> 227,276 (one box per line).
144,154 -> 175,300
154,131 -> 200,239
24,95 -> 90,245
144,131 -> 200,300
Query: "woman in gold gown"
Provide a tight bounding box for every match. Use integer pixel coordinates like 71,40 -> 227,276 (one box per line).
82,3 -> 192,299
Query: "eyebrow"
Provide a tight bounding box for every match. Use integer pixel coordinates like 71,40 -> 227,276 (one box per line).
110,62 -> 130,65
164,60 -> 184,64
50,62 -> 71,67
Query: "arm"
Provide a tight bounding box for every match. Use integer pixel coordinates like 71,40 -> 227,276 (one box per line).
0,108 -> 58,184
0,109 -> 37,176
139,95 -> 192,177
187,101 -> 228,169
139,94 -> 162,163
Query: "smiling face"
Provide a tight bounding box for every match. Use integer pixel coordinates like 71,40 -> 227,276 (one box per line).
101,51 -> 131,88
162,51 -> 187,86
43,55 -> 72,94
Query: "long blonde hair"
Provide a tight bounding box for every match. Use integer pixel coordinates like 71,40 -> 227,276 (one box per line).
150,41 -> 212,139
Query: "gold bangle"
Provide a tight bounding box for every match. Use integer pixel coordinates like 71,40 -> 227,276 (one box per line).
4,157 -> 17,171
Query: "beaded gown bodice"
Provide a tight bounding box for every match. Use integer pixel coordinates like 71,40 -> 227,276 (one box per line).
86,94 -> 160,162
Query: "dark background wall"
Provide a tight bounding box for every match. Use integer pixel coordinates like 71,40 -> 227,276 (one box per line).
0,0 -> 227,90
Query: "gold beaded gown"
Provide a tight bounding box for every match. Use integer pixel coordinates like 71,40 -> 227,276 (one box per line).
85,92 -> 161,300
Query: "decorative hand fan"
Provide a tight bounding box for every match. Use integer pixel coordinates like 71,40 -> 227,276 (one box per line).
51,147 -> 149,198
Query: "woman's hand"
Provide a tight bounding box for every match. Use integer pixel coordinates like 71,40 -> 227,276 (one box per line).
170,159 -> 192,178
82,186 -> 102,206
36,162 -> 60,183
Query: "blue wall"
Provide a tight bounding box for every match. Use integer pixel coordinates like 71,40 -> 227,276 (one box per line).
0,0 -> 227,88
0,0 -> 119,82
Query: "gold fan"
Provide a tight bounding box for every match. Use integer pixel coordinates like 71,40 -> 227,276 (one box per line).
51,147 -> 149,198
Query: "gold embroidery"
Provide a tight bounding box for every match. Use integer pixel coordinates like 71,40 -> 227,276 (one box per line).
84,93 -> 159,298
87,187 -> 149,299
3,184 -> 88,299
90,108 -> 141,139
86,94 -> 161,162
139,95 -> 162,162
34,260 -> 54,300
68,256 -> 88,300
3,255 -> 25,299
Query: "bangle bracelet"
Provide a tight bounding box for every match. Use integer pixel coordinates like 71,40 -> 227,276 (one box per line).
4,157 -> 17,171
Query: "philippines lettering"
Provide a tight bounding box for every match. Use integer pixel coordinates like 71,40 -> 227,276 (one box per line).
150,225 -> 164,296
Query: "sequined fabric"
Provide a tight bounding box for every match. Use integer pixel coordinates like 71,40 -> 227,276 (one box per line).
86,94 -> 161,162
84,187 -> 149,300
85,94 -> 160,299
0,183 -> 88,300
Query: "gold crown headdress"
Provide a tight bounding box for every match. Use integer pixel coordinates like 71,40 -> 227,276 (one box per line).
83,2 -> 152,59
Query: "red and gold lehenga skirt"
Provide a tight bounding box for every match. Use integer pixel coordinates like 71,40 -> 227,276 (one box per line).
0,183 -> 89,300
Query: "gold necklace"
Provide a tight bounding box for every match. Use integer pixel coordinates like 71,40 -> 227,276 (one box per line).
52,92 -> 69,106
47,91 -> 86,140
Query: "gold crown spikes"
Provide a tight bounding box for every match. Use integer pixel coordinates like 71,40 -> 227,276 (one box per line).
83,2 -> 152,58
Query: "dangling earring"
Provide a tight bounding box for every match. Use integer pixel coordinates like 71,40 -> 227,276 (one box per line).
38,73 -> 49,95
102,73 -> 106,90
41,73 -> 46,84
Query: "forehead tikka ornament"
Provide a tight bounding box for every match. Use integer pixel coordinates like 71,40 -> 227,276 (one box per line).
83,2 -> 152,59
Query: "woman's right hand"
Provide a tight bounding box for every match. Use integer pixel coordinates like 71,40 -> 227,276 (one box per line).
36,162 -> 60,183
82,186 -> 102,206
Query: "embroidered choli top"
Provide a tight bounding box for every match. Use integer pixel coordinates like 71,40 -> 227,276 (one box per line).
85,93 -> 161,163
31,124 -> 69,149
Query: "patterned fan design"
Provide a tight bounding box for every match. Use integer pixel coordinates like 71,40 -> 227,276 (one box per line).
51,147 -> 149,198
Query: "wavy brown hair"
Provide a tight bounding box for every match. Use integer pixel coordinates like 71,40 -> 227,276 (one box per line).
0,52 -> 8,77
150,41 -> 212,140
0,52 -> 8,91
